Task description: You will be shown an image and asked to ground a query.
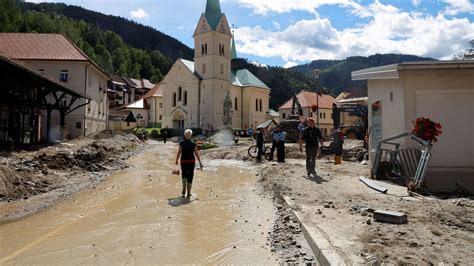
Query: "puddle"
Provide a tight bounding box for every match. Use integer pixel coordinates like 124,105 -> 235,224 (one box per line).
0,144 -> 277,264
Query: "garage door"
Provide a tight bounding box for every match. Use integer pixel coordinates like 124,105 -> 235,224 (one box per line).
416,90 -> 474,167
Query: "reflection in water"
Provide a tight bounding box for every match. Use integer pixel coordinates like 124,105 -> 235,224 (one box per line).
0,144 -> 276,265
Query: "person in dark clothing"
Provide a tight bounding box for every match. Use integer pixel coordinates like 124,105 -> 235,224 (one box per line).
333,126 -> 344,165
162,129 -> 168,143
276,126 -> 287,162
175,129 -> 203,198
299,118 -> 324,176
268,127 -> 280,161
255,127 -> 264,162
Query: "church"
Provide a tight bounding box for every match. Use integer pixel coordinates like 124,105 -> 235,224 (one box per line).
156,0 -> 271,131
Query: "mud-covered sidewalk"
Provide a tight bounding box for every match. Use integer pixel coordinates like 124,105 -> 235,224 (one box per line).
206,139 -> 474,265
0,131 -> 143,223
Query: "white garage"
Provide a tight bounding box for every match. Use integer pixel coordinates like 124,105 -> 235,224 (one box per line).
352,61 -> 474,193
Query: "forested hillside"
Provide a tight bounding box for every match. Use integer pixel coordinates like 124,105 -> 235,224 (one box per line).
1,0 -> 171,82
291,54 -> 435,95
19,1 -> 194,61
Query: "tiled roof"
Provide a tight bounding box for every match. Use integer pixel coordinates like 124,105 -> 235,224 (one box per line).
142,83 -> 162,99
0,33 -> 88,61
121,77 -> 140,87
232,69 -> 270,89
279,91 -> 335,110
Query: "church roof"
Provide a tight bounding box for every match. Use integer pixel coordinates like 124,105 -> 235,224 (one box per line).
180,59 -> 195,73
232,69 -> 270,90
205,0 -> 223,30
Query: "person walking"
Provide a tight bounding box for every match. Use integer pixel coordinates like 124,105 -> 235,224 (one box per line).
268,126 -> 280,161
162,129 -> 168,143
276,126 -> 286,162
255,127 -> 264,162
333,126 -> 344,165
175,129 -> 203,198
299,118 -> 324,176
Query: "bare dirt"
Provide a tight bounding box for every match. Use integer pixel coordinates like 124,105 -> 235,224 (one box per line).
1,135 -> 472,264
0,131 -> 143,223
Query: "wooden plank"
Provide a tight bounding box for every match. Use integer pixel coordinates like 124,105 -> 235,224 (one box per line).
359,176 -> 388,193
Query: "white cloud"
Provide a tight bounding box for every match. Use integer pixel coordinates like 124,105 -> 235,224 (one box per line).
178,25 -> 192,31
411,0 -> 422,7
237,0 -> 370,18
130,8 -> 150,19
234,1 -> 474,62
283,61 -> 299,68
273,21 -> 281,30
442,0 -> 474,15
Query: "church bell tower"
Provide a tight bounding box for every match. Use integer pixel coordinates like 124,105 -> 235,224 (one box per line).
193,0 -> 233,129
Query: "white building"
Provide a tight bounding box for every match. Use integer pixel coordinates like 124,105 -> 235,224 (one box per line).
0,33 -> 109,140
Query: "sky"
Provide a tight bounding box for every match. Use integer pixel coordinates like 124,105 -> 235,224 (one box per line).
26,0 -> 474,68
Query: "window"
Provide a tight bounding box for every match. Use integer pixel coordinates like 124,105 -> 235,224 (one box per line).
234,97 -> 238,111
76,122 -> 82,129
320,112 -> 323,119
178,87 -> 182,101
221,45 -> 224,56
159,115 -> 162,120
255,99 -> 258,111
390,92 -> 393,102
159,103 -> 163,108
60,70 -> 68,82
220,64 -> 224,74
259,99 -> 262,112
282,113 -> 286,119
184,91 -> 188,106
202,63 -> 206,73
201,44 -> 205,55
205,43 -> 208,54
173,92 -> 176,107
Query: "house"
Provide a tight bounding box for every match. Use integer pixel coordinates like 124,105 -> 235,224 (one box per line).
278,91 -> 335,137
0,55 -> 89,147
0,33 -> 109,140
158,0 -> 271,131
352,60 -> 474,193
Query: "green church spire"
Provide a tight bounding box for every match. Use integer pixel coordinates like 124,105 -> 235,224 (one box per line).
231,33 -> 238,59
205,0 -> 223,30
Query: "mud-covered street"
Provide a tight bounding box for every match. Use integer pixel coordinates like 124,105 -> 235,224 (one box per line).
0,141 -> 304,264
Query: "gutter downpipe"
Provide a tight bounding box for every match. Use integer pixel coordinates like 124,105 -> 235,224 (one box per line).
84,63 -> 90,136
198,77 -> 202,129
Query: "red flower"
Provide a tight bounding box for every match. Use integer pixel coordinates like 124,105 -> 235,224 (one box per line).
412,117 -> 442,144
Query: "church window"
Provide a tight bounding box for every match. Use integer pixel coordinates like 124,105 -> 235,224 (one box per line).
259,99 -> 262,112
202,63 -> 206,73
234,97 -> 238,111
222,45 -> 225,56
184,91 -> 188,106
173,93 -> 176,107
201,44 -> 205,55
178,87 -> 182,101
255,99 -> 258,111
205,43 -> 208,54
220,64 -> 224,74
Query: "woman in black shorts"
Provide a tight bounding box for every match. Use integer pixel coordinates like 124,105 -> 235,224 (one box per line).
175,129 -> 203,197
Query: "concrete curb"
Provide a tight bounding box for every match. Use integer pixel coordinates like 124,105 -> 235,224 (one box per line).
283,196 -> 347,266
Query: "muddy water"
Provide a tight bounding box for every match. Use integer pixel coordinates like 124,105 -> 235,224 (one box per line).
0,143 -> 277,264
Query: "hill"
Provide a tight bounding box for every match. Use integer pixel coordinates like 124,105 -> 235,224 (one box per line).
18,2 -> 194,62
290,54 -> 436,95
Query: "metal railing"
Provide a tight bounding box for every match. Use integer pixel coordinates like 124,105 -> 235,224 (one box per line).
371,132 -> 432,187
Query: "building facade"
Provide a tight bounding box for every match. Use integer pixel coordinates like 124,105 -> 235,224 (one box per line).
0,33 -> 109,140
278,91 -> 335,137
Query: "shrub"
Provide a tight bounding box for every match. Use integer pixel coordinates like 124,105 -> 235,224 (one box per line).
150,129 -> 160,139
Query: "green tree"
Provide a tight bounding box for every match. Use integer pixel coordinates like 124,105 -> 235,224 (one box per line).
0,0 -> 21,31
